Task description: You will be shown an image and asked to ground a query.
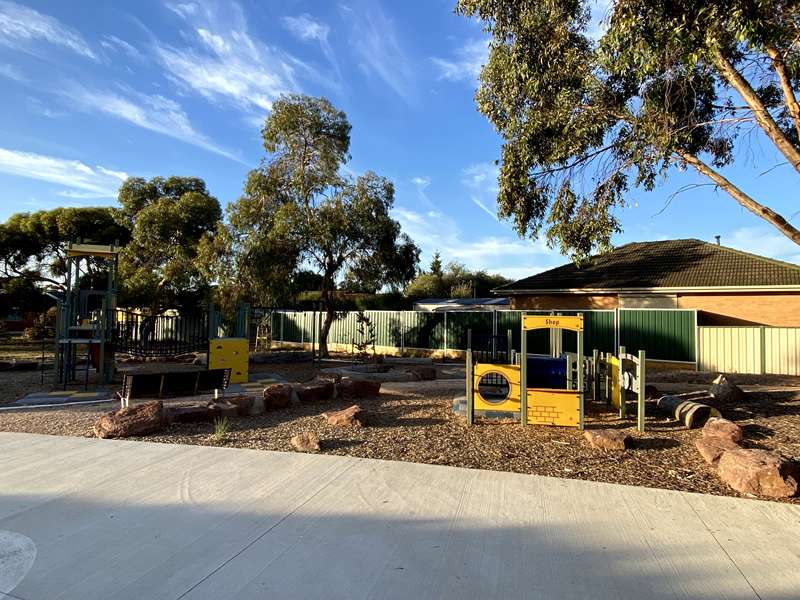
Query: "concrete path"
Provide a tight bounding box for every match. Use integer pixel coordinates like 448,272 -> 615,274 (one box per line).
0,432 -> 798,600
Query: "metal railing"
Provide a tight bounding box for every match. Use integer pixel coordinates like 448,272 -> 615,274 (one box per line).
113,309 -> 209,357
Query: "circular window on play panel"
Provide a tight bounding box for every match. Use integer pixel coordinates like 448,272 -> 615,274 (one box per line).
477,372 -> 510,404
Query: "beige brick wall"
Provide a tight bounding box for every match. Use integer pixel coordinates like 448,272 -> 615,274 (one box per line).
509,294 -> 618,310
678,292 -> 800,326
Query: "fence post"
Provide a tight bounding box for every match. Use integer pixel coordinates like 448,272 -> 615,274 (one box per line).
592,348 -> 599,402
443,311 -> 448,359
637,350 -> 646,432
618,344 -> 626,419
520,316 -> 527,427
759,326 -> 766,375
466,329 -> 474,426
400,311 -> 405,356
507,329 -> 512,363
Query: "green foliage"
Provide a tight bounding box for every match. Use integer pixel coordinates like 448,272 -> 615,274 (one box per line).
405,261 -> 510,299
117,176 -> 222,311
457,0 -> 800,257
352,310 -> 377,360
212,416 -> 230,443
216,94 -> 420,355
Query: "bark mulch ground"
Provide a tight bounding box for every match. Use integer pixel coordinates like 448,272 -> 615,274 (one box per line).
1,363 -> 798,504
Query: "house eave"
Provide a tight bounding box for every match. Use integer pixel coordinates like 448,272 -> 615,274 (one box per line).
496,285 -> 800,295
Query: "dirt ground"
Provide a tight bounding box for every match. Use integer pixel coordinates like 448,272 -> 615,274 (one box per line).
1,352 -> 798,503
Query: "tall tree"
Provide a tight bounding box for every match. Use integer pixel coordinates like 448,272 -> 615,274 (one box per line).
116,176 -> 222,312
0,207 -> 128,290
218,94 -> 419,356
458,0 -> 800,259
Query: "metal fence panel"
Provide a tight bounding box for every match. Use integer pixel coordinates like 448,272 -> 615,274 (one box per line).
619,309 -> 696,362
698,326 -> 762,373
765,327 -> 800,375
403,311 -> 445,350
446,312 -> 494,350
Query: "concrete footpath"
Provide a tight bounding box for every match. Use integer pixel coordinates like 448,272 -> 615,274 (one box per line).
0,432 -> 798,600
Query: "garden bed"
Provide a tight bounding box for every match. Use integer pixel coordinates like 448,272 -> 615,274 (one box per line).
1,364 -> 798,503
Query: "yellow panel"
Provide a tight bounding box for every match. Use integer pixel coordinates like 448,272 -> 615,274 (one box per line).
526,388 -> 580,427
608,355 -> 621,409
473,363 -> 521,412
209,338 -> 249,384
523,314 -> 583,332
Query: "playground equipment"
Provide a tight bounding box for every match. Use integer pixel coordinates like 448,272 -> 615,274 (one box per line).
464,315 -> 650,432
55,242 -> 120,388
208,337 -> 249,384
466,313 -> 586,429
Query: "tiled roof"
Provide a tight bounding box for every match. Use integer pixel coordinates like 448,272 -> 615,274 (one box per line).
497,239 -> 800,292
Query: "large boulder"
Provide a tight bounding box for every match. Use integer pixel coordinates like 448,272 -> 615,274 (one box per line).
408,366 -> 437,381
167,404 -> 213,423
709,375 -> 746,403
339,378 -> 381,400
323,405 -> 366,427
695,436 -> 739,466
94,401 -> 165,439
295,380 -> 335,403
702,417 -> 743,443
583,429 -> 630,451
223,394 -> 256,417
290,431 -> 321,452
207,401 -> 239,419
263,384 -> 293,410
717,448 -> 799,498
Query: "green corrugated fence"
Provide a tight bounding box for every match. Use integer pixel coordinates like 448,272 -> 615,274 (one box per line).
267,308 -> 697,362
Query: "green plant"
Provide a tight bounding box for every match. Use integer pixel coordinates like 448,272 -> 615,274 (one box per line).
352,310 -> 376,361
212,416 -> 230,443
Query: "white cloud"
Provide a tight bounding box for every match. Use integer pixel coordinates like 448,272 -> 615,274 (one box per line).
157,1 -> 332,116
0,0 -> 97,60
341,3 -> 414,102
431,38 -> 488,83
471,196 -> 498,221
462,161 -> 498,189
393,206 -> 560,279
0,61 -> 23,81
722,227 -> 800,264
411,176 -> 431,192
283,13 -> 341,82
100,35 -> 143,61
61,83 -> 243,163
0,147 -> 127,198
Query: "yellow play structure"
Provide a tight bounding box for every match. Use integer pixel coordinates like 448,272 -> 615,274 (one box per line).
208,337 -> 249,384
466,314 -> 586,429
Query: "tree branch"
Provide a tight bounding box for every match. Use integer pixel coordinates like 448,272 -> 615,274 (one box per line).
713,49 -> 800,171
675,149 -> 800,245
766,44 -> 800,141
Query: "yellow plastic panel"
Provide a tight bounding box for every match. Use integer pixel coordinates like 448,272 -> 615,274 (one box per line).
523,314 -> 583,332
209,338 -> 249,383
526,388 -> 580,427
473,363 -> 521,412
608,355 -> 621,409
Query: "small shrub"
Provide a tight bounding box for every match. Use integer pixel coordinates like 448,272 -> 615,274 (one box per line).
212,416 -> 230,443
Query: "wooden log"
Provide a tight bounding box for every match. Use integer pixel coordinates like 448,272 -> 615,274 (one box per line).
657,395 -> 722,428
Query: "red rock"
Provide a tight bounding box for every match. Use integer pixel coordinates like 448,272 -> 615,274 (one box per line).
263,384 -> 293,409
695,436 -> 739,466
339,378 -> 381,400
290,431 -> 320,452
94,401 -> 165,439
702,417 -> 743,443
718,448 -> 799,498
583,429 -> 630,451
323,405 -> 365,427
167,404 -> 213,423
709,375 -> 746,403
224,394 -> 256,417
408,366 -> 436,381
207,401 -> 238,419
295,380 -> 335,403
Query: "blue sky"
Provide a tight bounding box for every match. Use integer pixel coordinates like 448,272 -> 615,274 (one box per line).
0,0 -> 799,282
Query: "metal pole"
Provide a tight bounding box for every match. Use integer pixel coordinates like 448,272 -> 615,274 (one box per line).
520,315 -> 527,426
618,344 -> 627,419
577,329 -> 584,430
592,348 -> 599,402
637,350 -> 646,432
466,329 -> 474,426
507,329 -> 512,363
443,312 -> 448,359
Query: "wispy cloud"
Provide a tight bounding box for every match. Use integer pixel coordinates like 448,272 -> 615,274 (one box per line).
61,83 -> 243,163
283,13 -> 342,83
341,3 -> 414,102
0,61 -> 23,81
100,34 -> 144,62
0,147 -> 127,198
394,206 -> 559,279
431,38 -> 488,83
0,0 -> 97,60
156,1 -> 332,116
471,196 -> 498,221
462,161 -> 498,189
723,226 -> 800,264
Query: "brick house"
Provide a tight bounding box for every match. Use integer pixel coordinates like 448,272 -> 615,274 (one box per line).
495,239 -> 800,326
